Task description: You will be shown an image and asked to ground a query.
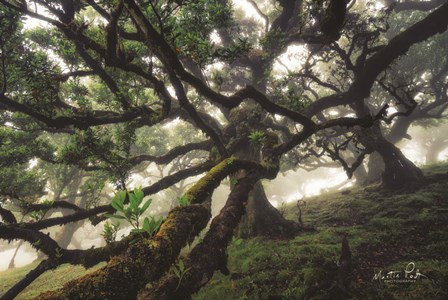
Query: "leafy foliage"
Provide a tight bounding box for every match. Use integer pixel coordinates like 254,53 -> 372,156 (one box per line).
101,221 -> 120,244
0,0 -> 447,298
163,0 -> 234,66
248,130 -> 266,147
0,127 -> 49,198
172,259 -> 192,291
107,188 -> 163,237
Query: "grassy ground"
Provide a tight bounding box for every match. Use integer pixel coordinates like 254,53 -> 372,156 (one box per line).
194,163 -> 448,299
0,262 -> 105,299
1,164 -> 448,299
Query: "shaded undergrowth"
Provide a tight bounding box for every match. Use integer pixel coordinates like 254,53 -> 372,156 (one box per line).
194,163 -> 448,299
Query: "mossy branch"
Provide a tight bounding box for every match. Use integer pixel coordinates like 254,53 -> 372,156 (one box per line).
34,205 -> 211,300
138,175 -> 259,299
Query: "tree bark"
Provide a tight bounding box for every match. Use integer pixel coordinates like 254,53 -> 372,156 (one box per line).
380,140 -> 424,189
138,175 -> 258,299
359,126 -> 423,189
33,205 -> 211,300
237,181 -> 299,238
230,113 -> 300,238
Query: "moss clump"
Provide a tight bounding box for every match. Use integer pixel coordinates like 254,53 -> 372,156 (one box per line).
186,157 -> 237,204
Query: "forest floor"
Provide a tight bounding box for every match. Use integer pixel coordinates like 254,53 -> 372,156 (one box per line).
194,163 -> 448,300
1,164 -> 448,299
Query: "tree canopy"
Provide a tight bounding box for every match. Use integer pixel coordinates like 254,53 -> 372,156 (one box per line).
0,0 -> 447,299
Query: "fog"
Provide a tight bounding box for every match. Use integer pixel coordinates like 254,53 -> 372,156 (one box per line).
2,124 -> 446,272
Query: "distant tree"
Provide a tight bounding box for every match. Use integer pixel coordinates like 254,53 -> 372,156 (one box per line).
0,0 -> 447,298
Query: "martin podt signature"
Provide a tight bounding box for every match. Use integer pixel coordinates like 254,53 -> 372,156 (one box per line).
372,262 -> 428,283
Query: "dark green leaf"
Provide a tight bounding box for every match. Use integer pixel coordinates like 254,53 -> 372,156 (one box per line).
140,198 -> 152,214
105,213 -> 126,220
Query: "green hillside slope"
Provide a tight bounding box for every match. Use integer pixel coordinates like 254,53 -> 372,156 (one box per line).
1,164 -> 448,300
194,164 -> 448,300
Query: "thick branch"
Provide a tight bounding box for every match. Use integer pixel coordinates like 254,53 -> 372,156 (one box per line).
129,140 -> 212,165
393,0 -> 446,12
0,224 -> 64,258
142,162 -> 214,196
21,205 -> 112,231
34,205 -> 211,300
305,2 -> 448,116
0,206 -> 16,224
138,175 -> 259,299
26,200 -> 84,213
0,94 -> 160,129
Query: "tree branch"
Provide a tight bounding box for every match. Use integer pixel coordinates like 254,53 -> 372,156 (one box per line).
139,174 -> 259,299
305,1 -> 448,116
0,206 -> 17,224
393,0 -> 446,12
35,204 -> 211,299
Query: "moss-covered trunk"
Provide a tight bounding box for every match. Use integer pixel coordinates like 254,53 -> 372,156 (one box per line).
138,175 -> 259,299
234,131 -> 299,238
31,158 -> 274,299
34,205 -> 211,300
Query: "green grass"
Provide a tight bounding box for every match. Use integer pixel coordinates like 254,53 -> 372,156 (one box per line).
194,163 -> 448,299
0,262 -> 105,299
1,163 -> 448,299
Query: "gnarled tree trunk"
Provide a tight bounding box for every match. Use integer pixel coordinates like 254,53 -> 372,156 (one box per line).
359,126 -> 423,189
378,138 -> 424,189
365,152 -> 385,185
236,181 -> 299,238
229,111 -> 300,238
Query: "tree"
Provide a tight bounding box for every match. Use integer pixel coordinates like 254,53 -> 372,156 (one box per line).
1,0 -> 447,298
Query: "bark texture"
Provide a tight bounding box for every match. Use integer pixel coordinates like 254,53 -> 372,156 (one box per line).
138,175 -> 258,300
34,205 -> 210,300
359,127 -> 423,189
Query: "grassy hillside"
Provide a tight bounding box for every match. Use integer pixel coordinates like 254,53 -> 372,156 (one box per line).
194,163 -> 448,299
1,164 -> 448,299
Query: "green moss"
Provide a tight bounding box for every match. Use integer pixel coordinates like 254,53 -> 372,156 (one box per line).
194,163 -> 448,300
186,157 -> 236,204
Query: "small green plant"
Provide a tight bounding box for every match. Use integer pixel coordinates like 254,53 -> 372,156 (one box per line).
106,188 -> 163,237
233,238 -> 243,247
101,221 -> 120,244
41,199 -> 54,207
27,199 -> 53,222
55,248 -> 63,259
139,215 -> 164,237
178,194 -> 191,207
172,259 -> 191,291
248,130 -> 266,146
32,239 -> 41,247
29,210 -> 45,222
